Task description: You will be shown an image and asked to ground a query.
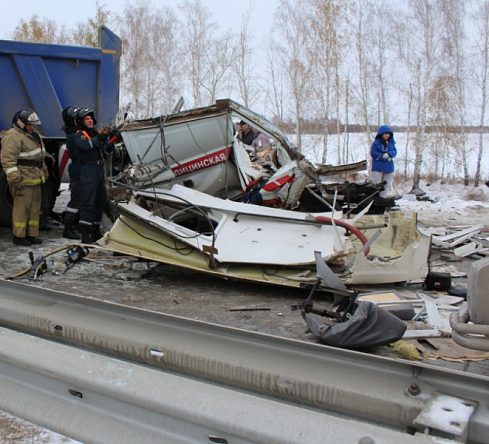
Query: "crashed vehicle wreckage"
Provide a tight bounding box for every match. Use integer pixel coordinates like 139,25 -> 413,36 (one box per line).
100,99 -> 430,289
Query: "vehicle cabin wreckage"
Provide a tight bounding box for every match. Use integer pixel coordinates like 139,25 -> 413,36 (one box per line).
101,99 -> 431,289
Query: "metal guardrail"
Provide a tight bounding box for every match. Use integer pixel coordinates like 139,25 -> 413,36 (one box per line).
0,279 -> 487,443
0,326 -> 438,444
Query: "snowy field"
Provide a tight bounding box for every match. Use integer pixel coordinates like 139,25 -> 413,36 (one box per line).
297,132 -> 489,182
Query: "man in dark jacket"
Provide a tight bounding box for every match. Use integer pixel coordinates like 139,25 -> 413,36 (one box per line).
237,120 -> 256,146
61,106 -> 81,239
370,125 -> 397,198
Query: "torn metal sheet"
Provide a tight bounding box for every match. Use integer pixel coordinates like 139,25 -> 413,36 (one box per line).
124,185 -> 348,266
339,212 -> 431,284
100,193 -> 430,288
100,213 -> 318,288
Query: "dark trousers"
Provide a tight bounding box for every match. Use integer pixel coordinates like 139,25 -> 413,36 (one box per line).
64,161 -> 81,227
78,163 -> 106,228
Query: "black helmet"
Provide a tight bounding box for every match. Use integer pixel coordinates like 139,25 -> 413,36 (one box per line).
62,106 -> 79,130
13,108 -> 42,126
74,107 -> 97,128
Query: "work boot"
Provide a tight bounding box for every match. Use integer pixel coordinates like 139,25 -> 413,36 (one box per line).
27,237 -> 42,244
92,224 -> 103,241
80,226 -> 94,244
63,226 -> 81,240
13,236 -> 31,246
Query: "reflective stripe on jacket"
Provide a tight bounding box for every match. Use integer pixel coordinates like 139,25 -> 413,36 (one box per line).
1,126 -> 47,185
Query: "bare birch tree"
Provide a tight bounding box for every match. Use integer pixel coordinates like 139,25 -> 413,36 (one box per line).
473,1 -> 489,187
309,0 -> 346,163
426,75 -> 457,178
273,0 -> 313,151
403,83 -> 413,177
200,31 -> 237,103
264,42 -> 286,125
398,0 -> 444,190
180,0 -> 214,107
440,0 -> 469,184
116,1 -> 182,118
351,0 -> 377,161
372,3 -> 393,125
233,6 -> 259,107
180,0 -> 237,107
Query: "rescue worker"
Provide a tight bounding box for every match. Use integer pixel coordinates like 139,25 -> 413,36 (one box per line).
73,107 -> 111,244
1,108 -> 48,245
62,106 -> 81,239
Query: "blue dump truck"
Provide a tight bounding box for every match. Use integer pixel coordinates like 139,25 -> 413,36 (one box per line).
0,26 -> 121,227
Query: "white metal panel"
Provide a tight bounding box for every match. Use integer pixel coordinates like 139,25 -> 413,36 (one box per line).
121,114 -> 232,165
212,212 -> 342,264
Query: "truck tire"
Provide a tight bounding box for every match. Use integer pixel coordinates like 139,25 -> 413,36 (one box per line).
0,170 -> 13,227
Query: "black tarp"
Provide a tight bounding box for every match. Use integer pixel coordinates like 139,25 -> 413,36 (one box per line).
304,301 -> 407,349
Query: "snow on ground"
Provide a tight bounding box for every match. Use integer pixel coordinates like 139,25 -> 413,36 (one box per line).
296,132 -> 489,226
393,179 -> 489,227
0,412 -> 79,443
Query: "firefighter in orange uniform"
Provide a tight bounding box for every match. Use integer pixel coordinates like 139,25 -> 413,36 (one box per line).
1,109 -> 48,245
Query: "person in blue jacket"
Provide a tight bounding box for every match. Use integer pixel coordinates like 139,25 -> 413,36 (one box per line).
370,125 -> 397,198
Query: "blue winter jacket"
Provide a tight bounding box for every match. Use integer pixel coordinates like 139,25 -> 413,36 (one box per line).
370,125 -> 397,173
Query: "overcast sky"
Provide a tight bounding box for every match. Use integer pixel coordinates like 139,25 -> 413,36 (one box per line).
0,0 -> 277,39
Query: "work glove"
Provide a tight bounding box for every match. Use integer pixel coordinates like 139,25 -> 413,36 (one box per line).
99,127 -> 111,136
108,129 -> 122,145
11,181 -> 24,194
382,153 -> 389,159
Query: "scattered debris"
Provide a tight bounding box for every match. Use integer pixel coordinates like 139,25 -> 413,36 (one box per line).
63,246 -> 90,273
229,307 -> 271,312
453,241 -> 489,257
429,224 -> 489,261
28,252 -> 47,281
304,301 -> 407,349
424,271 -> 452,291
431,224 -> 485,249
416,338 -> 489,362
390,340 -> 421,360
